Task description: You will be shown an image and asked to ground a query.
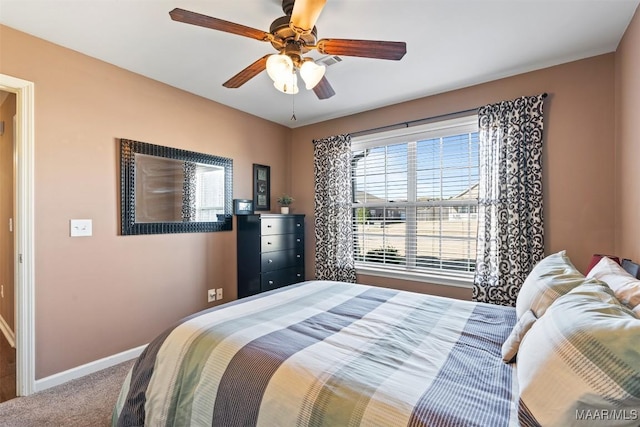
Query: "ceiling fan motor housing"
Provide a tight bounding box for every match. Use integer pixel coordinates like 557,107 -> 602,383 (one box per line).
269,15 -> 317,53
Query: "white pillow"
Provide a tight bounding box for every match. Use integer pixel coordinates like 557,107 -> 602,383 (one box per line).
517,281 -> 640,426
516,250 -> 585,319
587,256 -> 640,316
501,309 -> 536,363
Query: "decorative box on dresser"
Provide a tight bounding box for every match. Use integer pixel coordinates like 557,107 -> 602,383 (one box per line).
237,214 -> 305,298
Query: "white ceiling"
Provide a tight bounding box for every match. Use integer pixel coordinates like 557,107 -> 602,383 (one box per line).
1,0 -> 638,128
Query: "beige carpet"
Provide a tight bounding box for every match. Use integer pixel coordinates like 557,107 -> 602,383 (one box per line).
0,360 -> 134,427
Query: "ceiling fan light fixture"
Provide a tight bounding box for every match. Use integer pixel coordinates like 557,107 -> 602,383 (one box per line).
266,54 -> 294,82
299,60 -> 326,90
273,72 -> 299,94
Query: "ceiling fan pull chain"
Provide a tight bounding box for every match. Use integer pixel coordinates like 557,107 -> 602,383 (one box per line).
291,91 -> 297,121
291,73 -> 297,121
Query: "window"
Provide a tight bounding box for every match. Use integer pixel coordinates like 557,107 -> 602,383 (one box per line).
351,116 -> 479,285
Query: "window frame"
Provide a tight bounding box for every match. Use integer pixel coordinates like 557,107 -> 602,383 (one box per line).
351,115 -> 479,288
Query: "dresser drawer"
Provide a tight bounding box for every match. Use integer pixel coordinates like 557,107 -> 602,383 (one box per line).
261,249 -> 304,272
261,233 -> 304,253
261,266 -> 305,292
260,216 -> 304,235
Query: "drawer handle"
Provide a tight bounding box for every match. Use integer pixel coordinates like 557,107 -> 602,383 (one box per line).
268,259 -> 273,263
267,241 -> 272,245
296,238 -> 301,242
268,280 -> 274,285
296,273 -> 301,277
296,223 -> 301,227
296,254 -> 301,258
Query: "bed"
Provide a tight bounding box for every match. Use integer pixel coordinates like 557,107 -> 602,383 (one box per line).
112,252 -> 640,427
112,280 -> 519,426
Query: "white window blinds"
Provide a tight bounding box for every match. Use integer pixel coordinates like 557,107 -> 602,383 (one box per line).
351,116 -> 479,276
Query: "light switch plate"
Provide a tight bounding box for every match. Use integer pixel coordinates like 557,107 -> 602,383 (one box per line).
70,219 -> 92,237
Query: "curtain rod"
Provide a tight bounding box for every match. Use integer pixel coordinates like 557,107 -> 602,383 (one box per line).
349,107 -> 478,138
349,92 -> 548,139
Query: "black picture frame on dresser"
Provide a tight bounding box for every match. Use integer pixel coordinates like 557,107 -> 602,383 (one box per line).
237,214 -> 305,298
233,199 -> 253,215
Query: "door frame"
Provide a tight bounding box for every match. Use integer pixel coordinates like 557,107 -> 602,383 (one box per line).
0,74 -> 35,396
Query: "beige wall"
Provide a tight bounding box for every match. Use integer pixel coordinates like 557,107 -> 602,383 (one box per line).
291,54 -> 617,299
0,92 -> 16,332
0,25 -> 290,378
616,8 -> 640,260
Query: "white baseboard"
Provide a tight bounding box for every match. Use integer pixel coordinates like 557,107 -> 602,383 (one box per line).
0,314 -> 15,348
34,344 -> 147,393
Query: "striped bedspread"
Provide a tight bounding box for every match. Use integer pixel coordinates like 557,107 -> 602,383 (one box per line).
112,280 -> 519,426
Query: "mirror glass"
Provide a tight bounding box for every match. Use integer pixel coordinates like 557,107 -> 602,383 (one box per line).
120,139 -> 233,235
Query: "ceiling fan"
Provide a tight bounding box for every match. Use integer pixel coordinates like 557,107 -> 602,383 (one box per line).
169,0 -> 407,100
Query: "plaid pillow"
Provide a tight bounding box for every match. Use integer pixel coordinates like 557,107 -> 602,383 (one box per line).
518,281 -> 640,427
588,256 -> 640,316
516,250 -> 585,319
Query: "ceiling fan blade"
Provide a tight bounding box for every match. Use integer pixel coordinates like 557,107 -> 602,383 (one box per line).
313,76 -> 335,99
170,8 -> 270,41
290,0 -> 327,34
316,39 -> 407,60
223,55 -> 270,88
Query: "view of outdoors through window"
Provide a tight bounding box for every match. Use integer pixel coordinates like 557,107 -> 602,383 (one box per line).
352,130 -> 479,274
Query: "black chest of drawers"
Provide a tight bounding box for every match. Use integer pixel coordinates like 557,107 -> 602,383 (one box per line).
237,214 -> 305,298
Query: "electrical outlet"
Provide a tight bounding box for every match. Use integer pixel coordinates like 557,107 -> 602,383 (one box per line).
70,219 -> 92,237
207,289 -> 216,303
216,288 -> 223,301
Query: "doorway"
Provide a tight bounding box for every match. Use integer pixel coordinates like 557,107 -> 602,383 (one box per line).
0,90 -> 16,402
0,74 -> 35,398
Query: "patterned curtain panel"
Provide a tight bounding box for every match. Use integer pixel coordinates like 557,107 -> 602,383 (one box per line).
473,94 -> 546,306
313,134 -> 357,283
182,161 -> 197,222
